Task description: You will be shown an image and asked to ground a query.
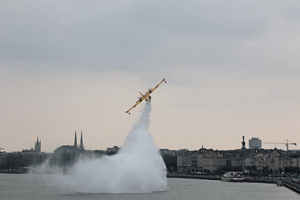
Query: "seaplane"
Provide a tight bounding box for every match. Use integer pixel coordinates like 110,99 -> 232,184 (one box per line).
125,78 -> 167,115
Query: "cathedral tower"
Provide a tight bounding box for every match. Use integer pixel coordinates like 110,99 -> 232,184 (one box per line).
74,131 -> 78,148
79,131 -> 84,150
35,136 -> 41,152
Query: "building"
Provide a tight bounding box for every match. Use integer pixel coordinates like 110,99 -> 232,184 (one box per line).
203,157 -> 226,172
22,136 -> 42,154
176,147 -> 298,174
51,131 -> 85,168
177,152 -> 202,173
249,137 -> 262,149
79,131 -> 84,151
53,131 -> 84,153
107,146 -> 119,154
35,137 -> 41,152
231,157 -> 245,169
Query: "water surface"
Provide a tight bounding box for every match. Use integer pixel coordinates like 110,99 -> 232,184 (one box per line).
0,174 -> 298,200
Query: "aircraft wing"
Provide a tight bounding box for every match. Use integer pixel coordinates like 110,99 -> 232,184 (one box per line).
149,78 -> 167,93
125,96 -> 146,115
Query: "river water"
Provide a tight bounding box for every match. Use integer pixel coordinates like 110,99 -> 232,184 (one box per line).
0,173 -> 298,200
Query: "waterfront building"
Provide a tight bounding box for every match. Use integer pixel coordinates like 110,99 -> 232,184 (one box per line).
176,146 -> 300,174
177,155 -> 189,173
292,158 -> 300,167
278,155 -> 293,170
245,157 -> 253,167
273,154 -> 280,170
254,153 -> 265,170
177,152 -> 202,173
177,149 -> 229,173
231,157 -> 245,168
203,157 -> 226,172
197,154 -> 204,169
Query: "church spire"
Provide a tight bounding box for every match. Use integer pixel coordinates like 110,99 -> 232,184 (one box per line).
79,130 -> 84,150
35,136 -> 41,152
74,131 -> 77,148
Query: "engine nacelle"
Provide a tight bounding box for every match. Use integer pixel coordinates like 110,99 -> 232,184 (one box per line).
145,96 -> 151,101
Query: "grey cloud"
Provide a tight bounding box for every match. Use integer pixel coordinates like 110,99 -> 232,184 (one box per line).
282,0 -> 300,21
126,1 -> 268,38
0,1 -> 268,63
0,0 -> 299,81
0,1 -> 161,64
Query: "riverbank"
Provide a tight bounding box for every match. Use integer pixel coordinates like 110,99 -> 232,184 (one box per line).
167,173 -> 277,183
167,173 -> 300,194
0,169 -> 25,174
167,174 -> 222,180
281,180 -> 300,194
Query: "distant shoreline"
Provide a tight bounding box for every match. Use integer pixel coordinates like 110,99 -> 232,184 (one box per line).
168,174 -> 300,194
167,174 -> 280,184
0,170 -> 293,185
0,170 -> 286,184
0,169 -> 25,174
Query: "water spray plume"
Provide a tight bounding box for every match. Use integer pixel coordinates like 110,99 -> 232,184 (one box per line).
53,101 -> 167,193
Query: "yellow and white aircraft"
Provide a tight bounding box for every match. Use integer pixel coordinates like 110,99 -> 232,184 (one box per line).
125,78 -> 167,115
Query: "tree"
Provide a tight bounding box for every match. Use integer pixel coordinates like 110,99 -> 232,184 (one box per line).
2,154 -> 48,170
262,165 -> 270,175
162,155 -> 177,172
251,165 -> 258,172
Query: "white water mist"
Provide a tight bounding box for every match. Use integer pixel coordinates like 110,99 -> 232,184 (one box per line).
54,101 -> 167,193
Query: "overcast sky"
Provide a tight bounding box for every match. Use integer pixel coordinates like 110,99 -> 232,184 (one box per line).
1,0 -> 300,152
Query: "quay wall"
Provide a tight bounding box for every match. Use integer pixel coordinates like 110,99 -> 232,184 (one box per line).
282,180 -> 300,194
168,174 -> 300,194
167,174 -> 277,183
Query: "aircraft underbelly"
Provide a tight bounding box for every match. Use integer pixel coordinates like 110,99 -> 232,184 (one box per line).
145,96 -> 151,101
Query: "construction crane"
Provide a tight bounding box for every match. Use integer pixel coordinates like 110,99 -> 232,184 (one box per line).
264,139 -> 297,151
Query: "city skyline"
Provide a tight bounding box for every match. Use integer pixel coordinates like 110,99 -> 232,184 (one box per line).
1,1 -> 300,152
4,133 -> 296,154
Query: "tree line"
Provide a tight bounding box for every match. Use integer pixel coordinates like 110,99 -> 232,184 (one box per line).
1,152 -> 178,173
